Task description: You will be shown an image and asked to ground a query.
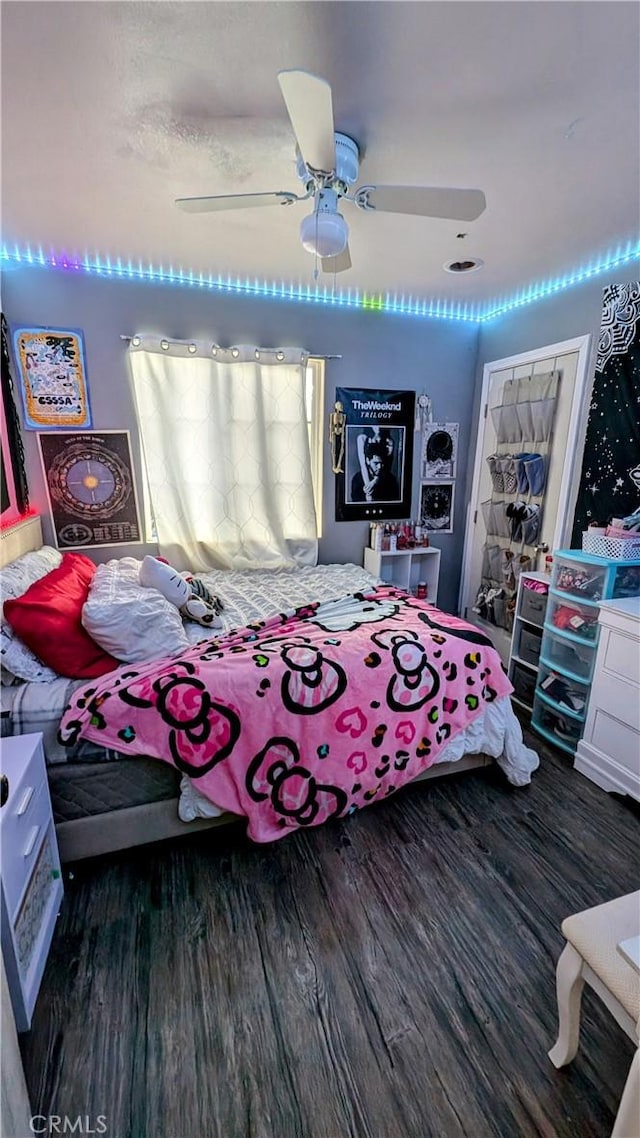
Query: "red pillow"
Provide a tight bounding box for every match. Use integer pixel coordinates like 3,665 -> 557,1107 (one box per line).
3,552 -> 119,679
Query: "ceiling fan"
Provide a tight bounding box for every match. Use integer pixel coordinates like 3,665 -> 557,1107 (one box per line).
175,70 -> 486,275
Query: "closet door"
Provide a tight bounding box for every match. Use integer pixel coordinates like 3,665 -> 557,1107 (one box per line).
458,335 -> 592,663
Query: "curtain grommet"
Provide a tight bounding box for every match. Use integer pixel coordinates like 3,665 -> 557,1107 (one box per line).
188,344 -> 197,354
160,339 -> 170,351
131,335 -> 141,347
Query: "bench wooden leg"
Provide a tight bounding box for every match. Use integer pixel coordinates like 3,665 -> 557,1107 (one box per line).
549,942 -> 585,1068
611,1048 -> 640,1138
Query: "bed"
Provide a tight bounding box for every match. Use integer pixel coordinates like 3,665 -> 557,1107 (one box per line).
1,516 -> 538,860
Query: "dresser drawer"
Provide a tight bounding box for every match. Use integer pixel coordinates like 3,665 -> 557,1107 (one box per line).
1,780 -> 54,919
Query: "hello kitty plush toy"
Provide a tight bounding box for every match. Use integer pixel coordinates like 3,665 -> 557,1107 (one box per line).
139,556 -> 222,628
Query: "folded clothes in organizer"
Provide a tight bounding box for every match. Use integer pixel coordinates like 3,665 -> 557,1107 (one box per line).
514,453 -> 546,496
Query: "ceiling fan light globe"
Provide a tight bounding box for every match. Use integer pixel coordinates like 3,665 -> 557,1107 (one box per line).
299,210 -> 349,258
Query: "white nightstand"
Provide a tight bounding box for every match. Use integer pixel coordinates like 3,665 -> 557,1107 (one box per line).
364,545 -> 441,604
1,733 -> 63,1032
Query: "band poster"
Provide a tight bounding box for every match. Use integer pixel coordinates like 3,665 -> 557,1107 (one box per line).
13,326 -> 92,430
334,387 -> 415,522
38,430 -> 142,549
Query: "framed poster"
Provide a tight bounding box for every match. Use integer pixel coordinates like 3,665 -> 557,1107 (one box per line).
38,430 -> 141,549
12,326 -> 92,430
335,387 -> 415,521
1,316 -> 30,525
421,422 -> 459,481
420,482 -> 455,534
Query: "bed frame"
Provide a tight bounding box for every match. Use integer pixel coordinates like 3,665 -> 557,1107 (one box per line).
1,516 -> 491,862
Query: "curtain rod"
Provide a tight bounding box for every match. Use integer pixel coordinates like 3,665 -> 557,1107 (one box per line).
120,335 -> 341,360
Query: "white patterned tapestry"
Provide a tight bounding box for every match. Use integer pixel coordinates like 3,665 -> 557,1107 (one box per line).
571,282 -> 640,543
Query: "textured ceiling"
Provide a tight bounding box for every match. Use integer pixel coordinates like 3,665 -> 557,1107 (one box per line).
2,1 -> 639,305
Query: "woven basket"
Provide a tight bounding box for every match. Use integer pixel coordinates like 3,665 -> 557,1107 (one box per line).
582,531 -> 640,560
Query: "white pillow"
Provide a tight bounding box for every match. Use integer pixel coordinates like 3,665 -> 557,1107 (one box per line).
1,546 -> 63,682
81,557 -> 189,663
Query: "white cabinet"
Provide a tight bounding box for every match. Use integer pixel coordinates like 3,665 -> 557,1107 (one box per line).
1,733 -> 63,1032
364,546 -> 441,604
507,571 -> 549,712
574,597 -> 640,801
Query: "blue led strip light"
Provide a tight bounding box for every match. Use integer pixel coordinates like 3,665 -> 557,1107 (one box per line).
480,240 -> 640,321
1,240 -> 638,322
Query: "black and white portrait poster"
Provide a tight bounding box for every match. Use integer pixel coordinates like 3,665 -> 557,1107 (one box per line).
421,422 -> 459,481
38,430 -> 142,548
420,482 -> 455,534
571,282 -> 640,544
334,387 -> 415,521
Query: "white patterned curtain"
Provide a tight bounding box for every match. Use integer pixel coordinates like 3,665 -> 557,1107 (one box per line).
129,338 -> 318,571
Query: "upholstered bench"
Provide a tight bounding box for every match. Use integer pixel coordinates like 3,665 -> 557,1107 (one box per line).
549,891 -> 640,1138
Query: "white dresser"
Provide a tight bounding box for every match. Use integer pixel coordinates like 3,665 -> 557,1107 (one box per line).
574,596 -> 640,801
1,733 -> 63,1031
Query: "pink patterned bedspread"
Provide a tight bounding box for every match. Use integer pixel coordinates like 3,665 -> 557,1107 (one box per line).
60,586 -> 513,842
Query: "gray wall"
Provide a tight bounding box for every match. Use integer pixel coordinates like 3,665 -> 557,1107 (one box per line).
476,275 -> 615,366
2,265 -> 479,611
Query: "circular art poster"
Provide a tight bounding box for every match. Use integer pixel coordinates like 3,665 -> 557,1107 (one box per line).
38,430 -> 142,548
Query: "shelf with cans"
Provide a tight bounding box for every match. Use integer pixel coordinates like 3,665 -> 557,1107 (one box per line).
530,549 -> 640,755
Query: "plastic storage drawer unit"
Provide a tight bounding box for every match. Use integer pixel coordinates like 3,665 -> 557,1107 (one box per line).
541,628 -> 596,682
533,694 -> 583,752
532,548 -> 640,755
537,664 -> 589,718
546,594 -> 600,642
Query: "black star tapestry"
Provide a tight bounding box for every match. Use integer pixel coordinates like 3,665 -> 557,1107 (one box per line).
571,282 -> 640,544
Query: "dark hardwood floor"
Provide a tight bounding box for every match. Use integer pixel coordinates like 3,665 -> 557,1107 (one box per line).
21,731 -> 639,1138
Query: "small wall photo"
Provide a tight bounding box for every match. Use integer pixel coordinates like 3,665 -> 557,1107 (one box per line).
420,422 -> 459,481
420,482 -> 455,534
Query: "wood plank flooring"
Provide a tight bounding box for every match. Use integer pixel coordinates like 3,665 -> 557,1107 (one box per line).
20,732 -> 640,1138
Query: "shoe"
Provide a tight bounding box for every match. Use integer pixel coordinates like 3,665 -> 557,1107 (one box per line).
554,717 -> 580,744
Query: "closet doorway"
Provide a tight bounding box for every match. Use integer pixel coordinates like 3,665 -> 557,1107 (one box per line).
459,335 -> 593,663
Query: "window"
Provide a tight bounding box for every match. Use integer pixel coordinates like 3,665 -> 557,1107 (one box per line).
130,341 -> 321,569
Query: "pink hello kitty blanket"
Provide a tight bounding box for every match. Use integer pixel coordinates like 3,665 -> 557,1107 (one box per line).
60,587 -> 514,842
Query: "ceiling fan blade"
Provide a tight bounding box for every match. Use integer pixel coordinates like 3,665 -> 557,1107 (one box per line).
321,245 -> 352,274
277,69 -> 336,174
176,191 -> 298,213
356,186 -> 486,221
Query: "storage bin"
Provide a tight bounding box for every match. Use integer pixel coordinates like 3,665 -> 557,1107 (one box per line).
520,583 -> 548,626
547,594 -> 599,642
519,626 -> 543,665
511,661 -> 537,707
552,554 -> 607,602
612,563 -> 640,599
537,664 -> 589,719
582,532 -> 640,560
532,695 -> 583,753
541,628 -> 595,682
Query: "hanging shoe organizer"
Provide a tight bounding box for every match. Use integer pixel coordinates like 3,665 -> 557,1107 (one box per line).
473,370 -> 560,634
